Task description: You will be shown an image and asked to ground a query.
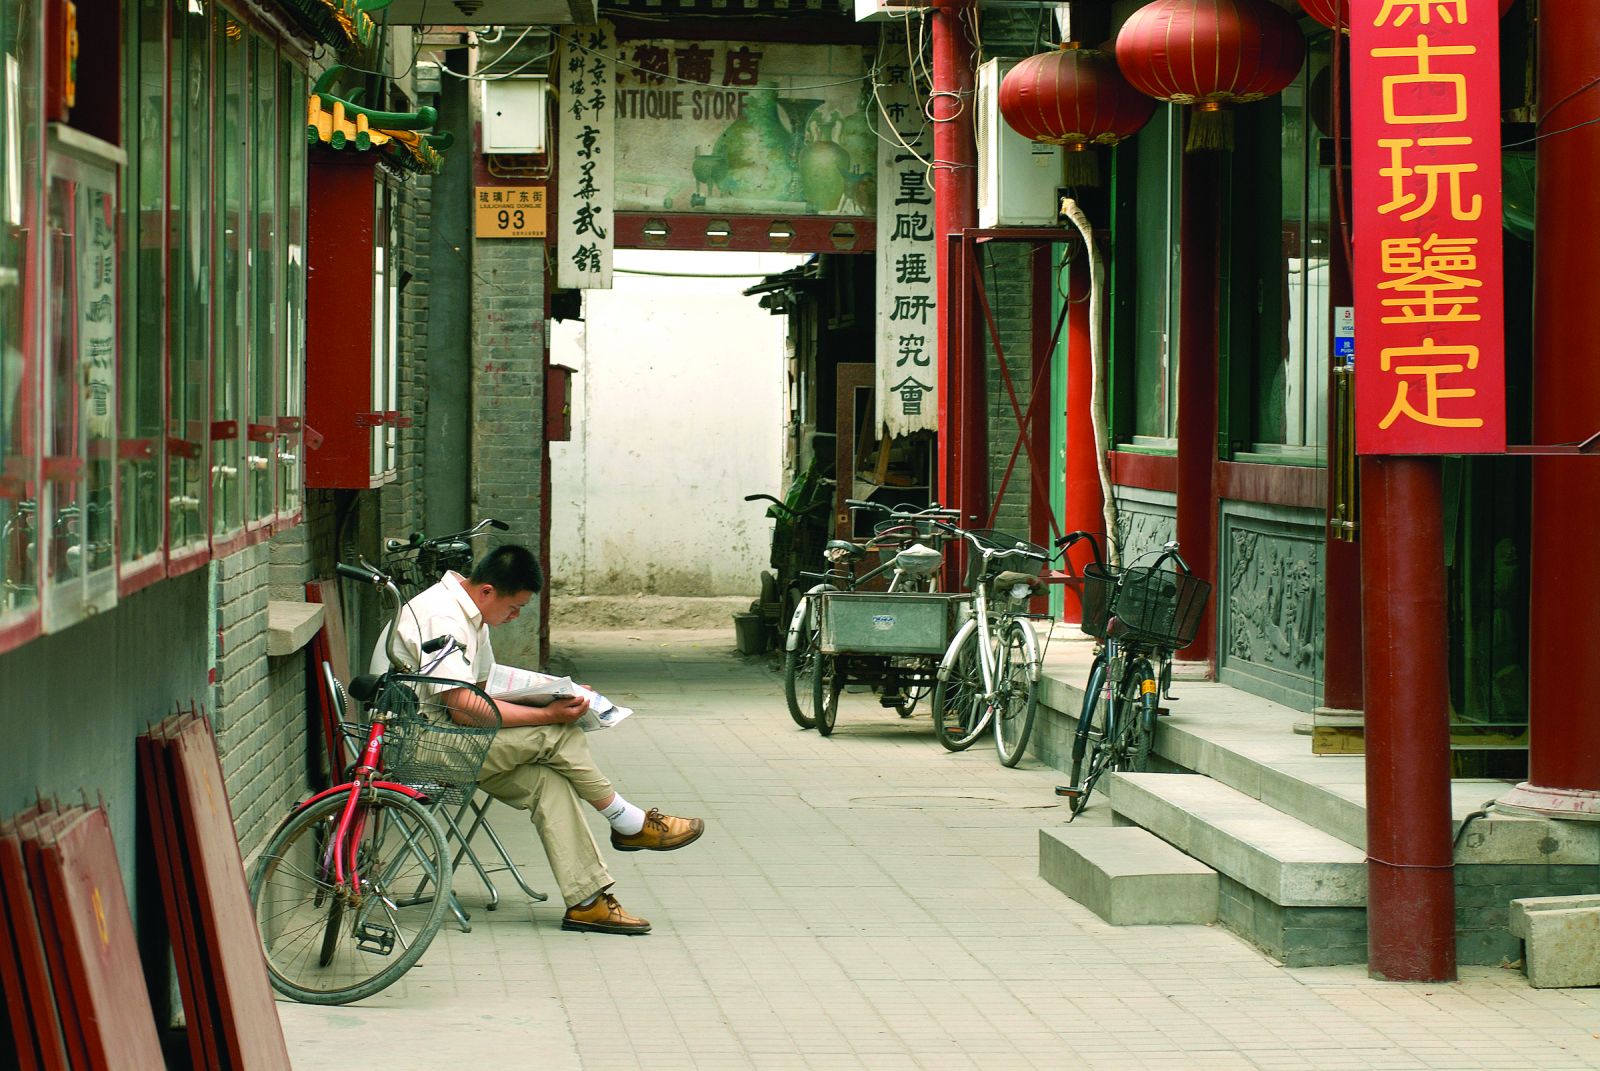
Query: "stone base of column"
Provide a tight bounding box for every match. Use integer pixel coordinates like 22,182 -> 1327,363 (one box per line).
1495,782 -> 1600,821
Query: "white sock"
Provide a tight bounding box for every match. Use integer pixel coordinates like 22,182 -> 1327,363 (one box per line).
599,795 -> 646,836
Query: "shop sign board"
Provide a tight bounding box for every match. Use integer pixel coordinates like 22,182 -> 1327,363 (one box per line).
1352,0 -> 1505,454
610,37 -> 875,218
874,38 -> 936,437
557,24 -> 615,289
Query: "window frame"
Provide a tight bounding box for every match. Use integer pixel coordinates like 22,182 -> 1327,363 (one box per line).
276,58 -> 305,524
117,0 -> 169,596
0,1 -> 44,653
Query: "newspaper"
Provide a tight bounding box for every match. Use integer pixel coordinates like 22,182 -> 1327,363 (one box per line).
484,663 -> 634,732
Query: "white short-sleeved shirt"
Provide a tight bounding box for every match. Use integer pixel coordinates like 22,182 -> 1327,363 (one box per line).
370,571 -> 496,688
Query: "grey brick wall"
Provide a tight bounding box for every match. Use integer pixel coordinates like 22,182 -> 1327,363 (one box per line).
980,242 -> 1035,540
469,236 -> 546,667
381,174 -> 433,545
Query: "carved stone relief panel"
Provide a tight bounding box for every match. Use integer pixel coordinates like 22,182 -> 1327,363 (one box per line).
1110,492 -> 1175,565
1219,509 -> 1325,705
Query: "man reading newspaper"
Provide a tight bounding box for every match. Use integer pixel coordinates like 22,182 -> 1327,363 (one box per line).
371,544 -> 704,935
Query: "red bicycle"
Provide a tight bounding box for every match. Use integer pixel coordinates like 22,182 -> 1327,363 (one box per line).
249,559 -> 500,1005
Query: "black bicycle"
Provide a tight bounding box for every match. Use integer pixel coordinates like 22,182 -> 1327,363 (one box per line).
1054,534 -> 1212,819
382,517 -> 509,599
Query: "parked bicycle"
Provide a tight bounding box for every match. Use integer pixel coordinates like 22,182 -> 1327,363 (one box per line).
250,558 -> 501,1005
783,500 -> 959,733
383,516 -> 510,599
1054,533 -> 1212,818
928,522 -> 1061,767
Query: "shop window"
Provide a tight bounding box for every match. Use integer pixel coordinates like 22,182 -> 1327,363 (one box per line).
119,0 -> 166,582
1226,43 -> 1330,461
41,135 -> 120,631
167,0 -> 210,565
246,35 -> 276,527
0,2 -> 40,639
211,13 -> 246,543
278,59 -> 305,518
1122,105 -> 1180,448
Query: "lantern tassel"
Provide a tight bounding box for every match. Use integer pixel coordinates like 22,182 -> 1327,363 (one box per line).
1186,105 -> 1234,152
1062,146 -> 1100,188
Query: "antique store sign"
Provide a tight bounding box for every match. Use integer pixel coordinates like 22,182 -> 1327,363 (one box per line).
1352,0 -> 1505,454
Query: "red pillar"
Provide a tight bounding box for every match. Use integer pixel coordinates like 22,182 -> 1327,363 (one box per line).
1361,457 -> 1455,981
1061,255 -> 1102,623
1174,146 -> 1221,666
1498,0 -> 1600,818
932,0 -> 978,525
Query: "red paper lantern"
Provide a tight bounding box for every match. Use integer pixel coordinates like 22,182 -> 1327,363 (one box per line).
1116,0 -> 1307,150
1298,0 -> 1512,33
999,43 -> 1156,185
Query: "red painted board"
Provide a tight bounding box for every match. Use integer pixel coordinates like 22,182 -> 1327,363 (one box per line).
0,860 -> 42,1071
164,716 -> 292,1070
15,807 -> 86,1071
305,579 -> 351,684
0,819 -> 68,1071
138,721 -> 223,1071
32,808 -> 166,1071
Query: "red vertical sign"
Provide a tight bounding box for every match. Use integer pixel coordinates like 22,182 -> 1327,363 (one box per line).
1352,0 -> 1505,455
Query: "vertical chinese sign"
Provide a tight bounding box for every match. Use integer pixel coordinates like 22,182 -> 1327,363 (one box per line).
557,24 -> 615,290
875,36 -> 937,437
1352,0 -> 1505,454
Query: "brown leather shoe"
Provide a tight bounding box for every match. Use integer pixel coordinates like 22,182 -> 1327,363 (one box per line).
610,808 -> 705,852
561,892 -> 651,935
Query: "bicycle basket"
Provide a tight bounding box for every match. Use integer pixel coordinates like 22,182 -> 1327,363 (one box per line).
963,529 -> 1047,588
379,688 -> 497,806
1111,565 -> 1213,649
1078,562 -> 1124,640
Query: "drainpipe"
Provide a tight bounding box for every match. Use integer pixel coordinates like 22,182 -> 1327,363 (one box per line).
1174,143 -> 1221,666
932,0 -> 979,527
1496,0 -> 1600,820
1060,253 -> 1103,621
1361,456 -> 1455,981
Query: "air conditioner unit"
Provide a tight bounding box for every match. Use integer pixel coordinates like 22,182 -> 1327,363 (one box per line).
976,58 -> 1063,228
481,77 -> 548,155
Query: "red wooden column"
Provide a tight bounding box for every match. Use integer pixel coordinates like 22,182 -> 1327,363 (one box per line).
932,0 -> 978,525
1361,456 -> 1456,981
1060,254 -> 1102,623
1174,145 -> 1222,666
1499,0 -> 1600,819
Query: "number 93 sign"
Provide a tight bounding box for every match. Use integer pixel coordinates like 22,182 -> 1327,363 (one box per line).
474,186 -> 548,239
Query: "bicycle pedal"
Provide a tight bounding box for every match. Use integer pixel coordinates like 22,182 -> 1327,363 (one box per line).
355,922 -> 396,956
1054,785 -> 1083,798
1156,707 -> 1172,718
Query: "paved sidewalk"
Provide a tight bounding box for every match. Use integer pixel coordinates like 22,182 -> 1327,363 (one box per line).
278,629 -> 1600,1070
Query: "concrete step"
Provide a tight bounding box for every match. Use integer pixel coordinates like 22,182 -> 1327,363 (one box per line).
1039,824 -> 1218,926
1107,772 -> 1367,908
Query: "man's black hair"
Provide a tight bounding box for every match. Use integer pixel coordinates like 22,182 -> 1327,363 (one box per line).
469,544 -> 543,595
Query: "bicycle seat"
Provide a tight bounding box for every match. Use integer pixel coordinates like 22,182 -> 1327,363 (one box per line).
893,543 -> 943,577
825,539 -> 869,561
995,570 -> 1041,590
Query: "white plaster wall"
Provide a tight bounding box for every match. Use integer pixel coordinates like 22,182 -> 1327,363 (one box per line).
549,249 -> 805,595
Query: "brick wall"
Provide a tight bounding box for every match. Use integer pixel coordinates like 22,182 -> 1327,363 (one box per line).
980,242 -> 1035,540
470,236 -> 546,666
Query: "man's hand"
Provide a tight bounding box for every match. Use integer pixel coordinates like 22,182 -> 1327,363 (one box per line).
538,694 -> 591,725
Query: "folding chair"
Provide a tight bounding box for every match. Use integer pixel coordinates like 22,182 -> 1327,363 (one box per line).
321,663 -> 547,933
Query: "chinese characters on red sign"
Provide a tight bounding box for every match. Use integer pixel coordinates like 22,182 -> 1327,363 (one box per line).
1352,0 -> 1505,454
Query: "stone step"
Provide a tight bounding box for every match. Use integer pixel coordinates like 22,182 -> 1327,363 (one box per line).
1509,896 -> 1600,988
1039,824 -> 1218,926
1107,772 -> 1368,908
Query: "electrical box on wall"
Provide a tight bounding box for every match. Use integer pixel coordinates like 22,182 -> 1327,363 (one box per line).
853,0 -> 928,21
481,77 -> 548,154
975,59 -> 1064,228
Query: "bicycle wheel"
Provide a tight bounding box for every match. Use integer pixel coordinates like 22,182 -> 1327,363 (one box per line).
813,652 -> 842,737
1125,657 -> 1159,773
931,627 -> 989,751
782,602 -> 819,729
1062,651 -> 1109,816
993,620 -> 1039,768
251,787 -> 451,1005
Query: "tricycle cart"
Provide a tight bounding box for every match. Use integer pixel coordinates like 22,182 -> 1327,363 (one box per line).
809,590 -> 971,737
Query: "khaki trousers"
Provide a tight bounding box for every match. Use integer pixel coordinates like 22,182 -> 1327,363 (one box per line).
474,723 -> 615,907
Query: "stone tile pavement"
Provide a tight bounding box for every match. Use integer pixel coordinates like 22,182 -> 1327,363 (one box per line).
277,629 -> 1600,1070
